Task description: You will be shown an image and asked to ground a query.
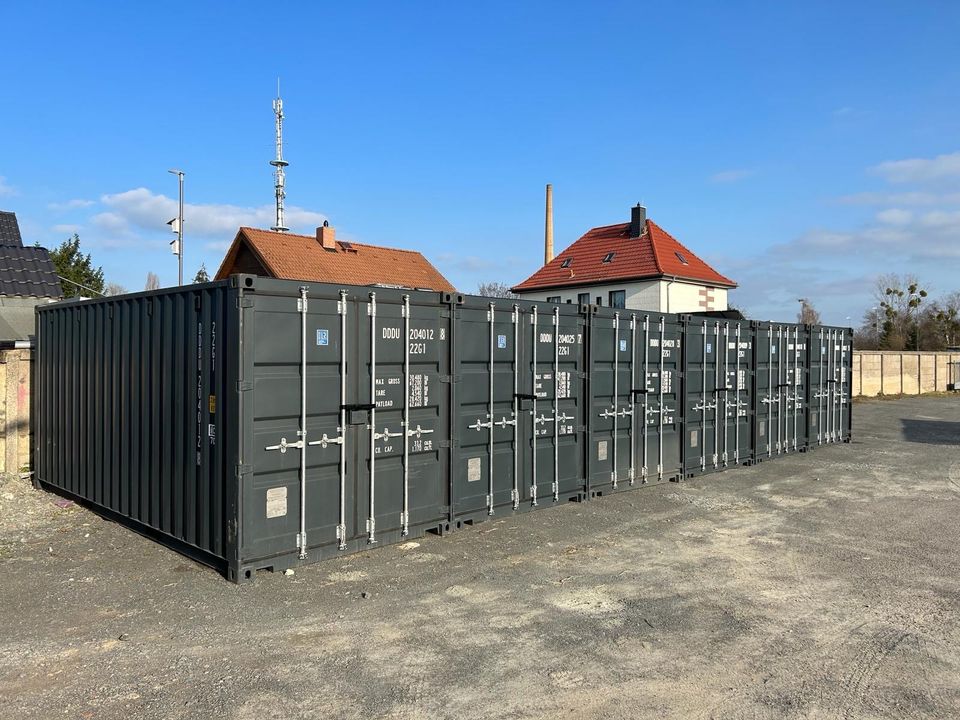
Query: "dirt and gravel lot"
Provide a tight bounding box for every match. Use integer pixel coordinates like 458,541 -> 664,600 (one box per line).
2,395 -> 959,719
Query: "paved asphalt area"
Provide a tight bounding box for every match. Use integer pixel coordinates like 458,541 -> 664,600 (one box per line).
1,395 -> 959,719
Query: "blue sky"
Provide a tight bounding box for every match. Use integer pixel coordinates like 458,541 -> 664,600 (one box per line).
1,2 -> 959,323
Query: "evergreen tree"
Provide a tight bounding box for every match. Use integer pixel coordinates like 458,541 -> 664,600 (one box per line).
48,234 -> 105,298
193,263 -> 210,283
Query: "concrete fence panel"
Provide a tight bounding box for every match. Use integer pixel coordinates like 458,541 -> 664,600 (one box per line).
0,348 -> 32,476
853,351 -> 960,397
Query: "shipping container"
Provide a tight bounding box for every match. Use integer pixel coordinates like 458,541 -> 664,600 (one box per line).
681,317 -> 755,477
35,277 -> 853,582
450,297 -> 586,522
585,306 -> 683,492
806,325 -> 852,445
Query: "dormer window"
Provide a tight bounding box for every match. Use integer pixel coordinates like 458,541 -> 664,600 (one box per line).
675,251 -> 688,265
602,252 -> 615,263
560,258 -> 572,268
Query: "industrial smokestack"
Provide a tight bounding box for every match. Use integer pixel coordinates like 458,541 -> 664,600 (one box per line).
544,183 -> 554,265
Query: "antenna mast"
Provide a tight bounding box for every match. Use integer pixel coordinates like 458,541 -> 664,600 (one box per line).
270,80 -> 289,232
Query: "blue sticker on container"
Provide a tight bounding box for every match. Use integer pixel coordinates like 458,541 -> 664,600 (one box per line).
317,329 -> 329,346
706,342 -> 712,353
497,334 -> 507,349
619,339 -> 627,352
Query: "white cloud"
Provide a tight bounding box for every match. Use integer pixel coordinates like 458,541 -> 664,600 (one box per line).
48,198 -> 95,211
99,187 -> 328,240
709,169 -> 754,184
0,176 -> 15,196
834,191 -> 960,206
870,151 -> 960,184
51,223 -> 81,234
876,208 -> 913,225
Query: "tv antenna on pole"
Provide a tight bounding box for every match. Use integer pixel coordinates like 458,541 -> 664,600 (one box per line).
270,79 -> 289,232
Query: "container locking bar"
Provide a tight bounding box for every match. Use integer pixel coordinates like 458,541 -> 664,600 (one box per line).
401,295 -> 411,534
511,306 -> 520,509
552,307 -> 560,501
530,306 -> 538,506
367,292 -> 378,543
488,303 -> 496,515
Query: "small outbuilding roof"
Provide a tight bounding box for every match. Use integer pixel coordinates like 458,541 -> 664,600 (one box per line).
215,227 -> 455,292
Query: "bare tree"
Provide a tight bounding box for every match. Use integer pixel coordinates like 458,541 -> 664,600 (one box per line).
104,282 -> 128,296
796,299 -> 821,325
145,272 -> 161,291
476,282 -> 517,299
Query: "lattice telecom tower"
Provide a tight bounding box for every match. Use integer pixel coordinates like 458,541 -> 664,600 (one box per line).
270,81 -> 289,232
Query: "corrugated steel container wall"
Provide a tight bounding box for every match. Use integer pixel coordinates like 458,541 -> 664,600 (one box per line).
586,306 -> 683,492
682,317 -> 755,477
450,296 -> 586,523
35,282 -> 240,569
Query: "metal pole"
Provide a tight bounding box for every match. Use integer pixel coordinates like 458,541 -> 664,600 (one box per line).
168,169 -> 184,285
178,171 -> 184,286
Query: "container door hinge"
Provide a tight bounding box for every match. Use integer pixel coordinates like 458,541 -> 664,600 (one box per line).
238,297 -> 255,308
237,381 -> 253,392
234,463 -> 252,477
439,374 -> 457,383
438,439 -> 456,448
510,488 -> 519,505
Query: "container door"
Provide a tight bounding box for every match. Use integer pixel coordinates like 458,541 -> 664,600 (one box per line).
527,305 -> 584,505
454,299 -> 522,516
649,316 -> 682,481
246,287 -> 349,563
684,320 -> 722,475
786,325 -> 809,451
356,291 -> 449,545
754,324 -> 777,459
725,321 -> 753,464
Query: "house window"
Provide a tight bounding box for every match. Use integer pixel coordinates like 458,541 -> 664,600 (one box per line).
608,290 -> 626,309
602,252 -> 615,263
560,258 -> 572,268
546,295 -> 561,303
675,251 -> 689,265
577,292 -> 590,306
596,296 -> 603,306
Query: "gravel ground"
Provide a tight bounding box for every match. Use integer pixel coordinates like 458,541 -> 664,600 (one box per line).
2,395 -> 959,719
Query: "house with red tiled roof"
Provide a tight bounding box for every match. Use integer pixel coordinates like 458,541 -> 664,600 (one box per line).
511,204 -> 736,313
214,224 -> 455,292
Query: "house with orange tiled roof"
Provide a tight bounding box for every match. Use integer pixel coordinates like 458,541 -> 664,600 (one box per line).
511,204 -> 736,313
214,224 -> 455,292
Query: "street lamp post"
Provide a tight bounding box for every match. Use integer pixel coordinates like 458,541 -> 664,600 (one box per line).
167,169 -> 184,286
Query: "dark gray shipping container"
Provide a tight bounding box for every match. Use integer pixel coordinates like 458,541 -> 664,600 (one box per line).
36,277 -> 456,581
806,325 -> 852,446
450,297 -> 586,521
682,316 -> 755,477
35,276 -> 854,582
585,306 -> 683,491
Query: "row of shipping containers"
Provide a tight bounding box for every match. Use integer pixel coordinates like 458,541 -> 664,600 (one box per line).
34,276 -> 852,582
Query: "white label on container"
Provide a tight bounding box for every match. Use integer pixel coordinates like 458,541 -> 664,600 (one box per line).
266,486 -> 287,518
597,440 -> 608,461
690,429 -> 698,448
467,457 -> 482,482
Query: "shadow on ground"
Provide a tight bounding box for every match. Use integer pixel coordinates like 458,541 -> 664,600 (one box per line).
900,418 -> 960,445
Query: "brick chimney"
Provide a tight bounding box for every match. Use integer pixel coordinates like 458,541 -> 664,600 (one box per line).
317,221 -> 336,250
630,203 -> 646,237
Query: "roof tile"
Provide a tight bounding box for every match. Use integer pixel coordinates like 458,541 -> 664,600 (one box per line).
215,227 -> 456,292
512,219 -> 736,292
